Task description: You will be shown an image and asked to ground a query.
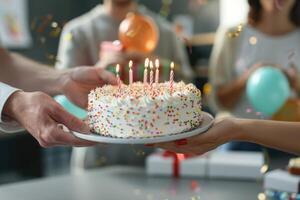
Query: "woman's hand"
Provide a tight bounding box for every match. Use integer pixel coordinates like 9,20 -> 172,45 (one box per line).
154,118 -> 240,155
242,62 -> 280,82
282,63 -> 300,92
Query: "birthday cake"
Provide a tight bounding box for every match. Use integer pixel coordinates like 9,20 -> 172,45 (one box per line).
87,82 -> 202,138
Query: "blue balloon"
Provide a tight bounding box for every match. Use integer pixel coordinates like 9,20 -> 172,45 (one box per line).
246,67 -> 290,116
54,95 -> 87,119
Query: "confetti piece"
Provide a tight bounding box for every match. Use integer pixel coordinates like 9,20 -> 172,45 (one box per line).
64,32 -> 73,42
257,193 -> 266,200
160,0 -> 173,17
203,83 -> 211,95
228,24 -> 244,38
249,36 -> 257,45
190,196 -> 201,200
260,164 -> 269,174
51,22 -> 58,28
190,180 -> 201,192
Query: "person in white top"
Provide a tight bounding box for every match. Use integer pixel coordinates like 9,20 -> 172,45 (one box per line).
0,46 -> 117,147
205,0 -> 300,151
209,0 -> 300,119
152,0 -> 300,154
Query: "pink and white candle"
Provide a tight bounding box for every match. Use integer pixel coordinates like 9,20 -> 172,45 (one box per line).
144,58 -> 149,85
129,60 -> 133,85
155,59 -> 159,84
170,62 -> 174,94
149,61 -> 154,87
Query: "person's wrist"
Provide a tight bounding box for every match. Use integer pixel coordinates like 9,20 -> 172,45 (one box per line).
230,118 -> 249,142
218,118 -> 244,144
210,118 -> 242,146
55,70 -> 69,95
2,91 -> 25,121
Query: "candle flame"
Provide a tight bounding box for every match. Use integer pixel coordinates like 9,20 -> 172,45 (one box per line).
145,58 -> 149,68
155,59 -> 159,69
149,61 -> 154,70
129,60 -> 133,69
170,62 -> 175,69
116,64 -> 120,73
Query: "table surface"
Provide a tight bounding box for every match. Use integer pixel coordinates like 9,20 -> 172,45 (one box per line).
0,166 -> 262,200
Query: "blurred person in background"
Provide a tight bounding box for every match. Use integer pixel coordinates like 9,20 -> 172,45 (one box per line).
56,0 -> 194,169
209,0 -> 300,151
0,46 -> 117,148
56,0 -> 193,81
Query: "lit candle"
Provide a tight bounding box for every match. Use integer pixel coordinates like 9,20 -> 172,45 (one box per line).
170,62 -> 174,94
116,64 -> 121,92
155,59 -> 159,84
150,61 -> 154,87
144,58 -> 149,84
129,60 -> 133,85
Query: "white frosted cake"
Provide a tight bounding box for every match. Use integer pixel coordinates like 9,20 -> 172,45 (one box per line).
87,81 -> 202,138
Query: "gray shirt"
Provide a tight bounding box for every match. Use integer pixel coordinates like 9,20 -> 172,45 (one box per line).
56,5 -> 193,79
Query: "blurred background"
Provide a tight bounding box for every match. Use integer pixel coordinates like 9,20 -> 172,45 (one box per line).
1,0 -> 296,187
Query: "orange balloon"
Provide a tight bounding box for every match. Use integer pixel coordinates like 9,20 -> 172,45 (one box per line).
119,12 -> 159,53
272,98 -> 300,121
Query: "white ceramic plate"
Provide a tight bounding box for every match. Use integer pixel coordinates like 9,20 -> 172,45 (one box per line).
73,112 -> 214,144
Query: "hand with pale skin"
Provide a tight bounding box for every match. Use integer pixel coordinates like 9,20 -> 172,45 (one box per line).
3,91 -> 95,147
0,49 -> 117,147
154,117 -> 300,156
60,66 -> 118,108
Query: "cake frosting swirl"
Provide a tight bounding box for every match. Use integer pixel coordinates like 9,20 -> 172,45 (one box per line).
88,81 -> 202,138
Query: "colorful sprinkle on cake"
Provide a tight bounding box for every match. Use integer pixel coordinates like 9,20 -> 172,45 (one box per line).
88,81 -> 202,138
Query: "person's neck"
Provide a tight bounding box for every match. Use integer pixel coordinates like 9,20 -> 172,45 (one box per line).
255,11 -> 296,36
104,0 -> 137,21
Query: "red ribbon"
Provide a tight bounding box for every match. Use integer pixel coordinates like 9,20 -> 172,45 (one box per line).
162,151 -> 193,178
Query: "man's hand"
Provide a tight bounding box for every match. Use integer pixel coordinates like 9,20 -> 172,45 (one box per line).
3,91 -> 96,147
59,67 -> 118,108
